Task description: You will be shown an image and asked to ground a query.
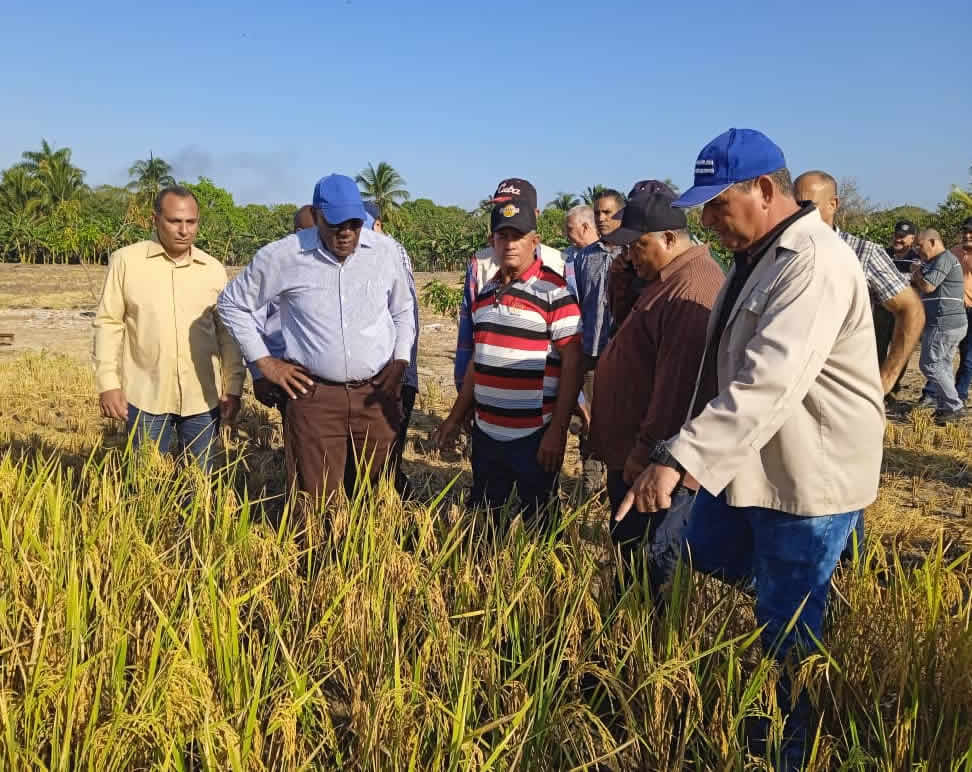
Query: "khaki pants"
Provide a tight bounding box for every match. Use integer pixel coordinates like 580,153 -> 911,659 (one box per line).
284,380 -> 402,507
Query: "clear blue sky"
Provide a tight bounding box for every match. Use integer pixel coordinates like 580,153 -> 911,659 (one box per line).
3,0 -> 969,211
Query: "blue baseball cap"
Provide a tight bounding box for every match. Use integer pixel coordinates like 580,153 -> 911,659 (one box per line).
312,174 -> 367,224
672,129 -> 786,209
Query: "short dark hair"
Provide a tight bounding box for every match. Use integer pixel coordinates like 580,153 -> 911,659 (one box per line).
733,168 -> 794,198
154,185 -> 199,214
593,188 -> 626,209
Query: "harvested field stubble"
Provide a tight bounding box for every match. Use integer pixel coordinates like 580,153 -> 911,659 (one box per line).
0,351 -> 971,770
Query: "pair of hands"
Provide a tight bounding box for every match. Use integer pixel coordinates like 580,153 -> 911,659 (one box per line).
431,417 -> 569,475
256,357 -> 406,400
99,389 -> 241,422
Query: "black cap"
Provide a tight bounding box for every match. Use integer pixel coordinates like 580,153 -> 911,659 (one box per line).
601,192 -> 687,246
614,180 -> 677,221
627,179 -> 678,199
490,198 -> 537,234
961,217 -> 972,232
492,178 -> 537,210
894,220 -> 916,235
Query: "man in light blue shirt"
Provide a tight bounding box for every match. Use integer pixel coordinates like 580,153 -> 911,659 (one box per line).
219,175 -> 416,506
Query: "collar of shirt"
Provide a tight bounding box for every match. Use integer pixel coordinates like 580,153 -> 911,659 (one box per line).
735,202 -> 816,268
144,240 -> 209,265
484,257 -> 543,294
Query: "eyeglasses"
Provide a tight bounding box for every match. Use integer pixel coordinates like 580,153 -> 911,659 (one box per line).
324,219 -> 364,233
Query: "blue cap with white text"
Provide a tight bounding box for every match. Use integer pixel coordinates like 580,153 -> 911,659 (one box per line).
672,129 -> 786,208
312,174 -> 368,225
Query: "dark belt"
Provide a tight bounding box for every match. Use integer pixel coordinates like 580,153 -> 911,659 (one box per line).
284,358 -> 374,389
309,374 -> 373,389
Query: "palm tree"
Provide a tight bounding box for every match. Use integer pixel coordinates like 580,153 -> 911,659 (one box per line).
547,192 -> 580,212
581,185 -> 607,205
128,154 -> 176,198
0,166 -> 44,219
356,162 -> 410,220
662,178 -> 680,194
17,139 -> 88,206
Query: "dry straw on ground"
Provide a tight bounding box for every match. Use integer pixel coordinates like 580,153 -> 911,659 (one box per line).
1,351 -> 970,770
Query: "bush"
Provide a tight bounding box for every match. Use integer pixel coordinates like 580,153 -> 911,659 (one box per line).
420,278 -> 463,316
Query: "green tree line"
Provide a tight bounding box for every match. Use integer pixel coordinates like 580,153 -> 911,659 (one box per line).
1,140 -> 969,270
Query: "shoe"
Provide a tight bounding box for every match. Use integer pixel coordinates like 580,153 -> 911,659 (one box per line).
914,397 -> 936,410
935,407 -> 968,425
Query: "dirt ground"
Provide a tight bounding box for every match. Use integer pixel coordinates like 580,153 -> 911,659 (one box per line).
0,265 -> 465,392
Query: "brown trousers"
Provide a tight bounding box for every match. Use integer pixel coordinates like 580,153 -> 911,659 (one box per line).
284,380 -> 402,506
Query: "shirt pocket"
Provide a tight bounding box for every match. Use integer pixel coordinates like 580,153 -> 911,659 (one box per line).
727,288 -> 770,354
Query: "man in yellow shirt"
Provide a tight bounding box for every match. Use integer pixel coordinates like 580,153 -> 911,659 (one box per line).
93,186 -> 245,470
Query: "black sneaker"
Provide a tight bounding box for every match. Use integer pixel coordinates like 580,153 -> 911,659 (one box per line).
935,407 -> 969,425
914,396 -> 937,410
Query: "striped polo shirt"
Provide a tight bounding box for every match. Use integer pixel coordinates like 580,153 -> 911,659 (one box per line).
472,258 -> 582,441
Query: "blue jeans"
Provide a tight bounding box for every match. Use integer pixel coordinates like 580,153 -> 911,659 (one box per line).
683,489 -> 860,765
470,426 -> 558,529
956,309 -> 972,402
919,324 -> 966,412
126,405 -> 222,472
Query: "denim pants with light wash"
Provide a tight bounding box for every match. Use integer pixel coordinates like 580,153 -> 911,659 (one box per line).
956,308 -> 972,402
126,405 -> 221,472
919,324 -> 967,412
682,488 -> 860,767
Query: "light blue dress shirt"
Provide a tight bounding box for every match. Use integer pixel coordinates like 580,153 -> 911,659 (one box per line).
219,227 -> 416,383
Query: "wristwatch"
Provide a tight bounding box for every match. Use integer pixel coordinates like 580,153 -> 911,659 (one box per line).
647,441 -> 687,491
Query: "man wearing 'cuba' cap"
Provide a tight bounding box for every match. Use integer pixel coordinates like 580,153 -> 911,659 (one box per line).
434,190 -> 584,532
453,178 -> 566,390
617,128 -> 885,767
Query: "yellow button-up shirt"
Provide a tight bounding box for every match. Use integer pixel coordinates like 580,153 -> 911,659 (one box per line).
93,240 -> 245,416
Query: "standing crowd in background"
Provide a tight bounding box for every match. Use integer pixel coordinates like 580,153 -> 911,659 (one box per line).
91,128 -> 972,769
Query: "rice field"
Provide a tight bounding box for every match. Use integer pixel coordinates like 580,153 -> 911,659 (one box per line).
1,348 -> 971,770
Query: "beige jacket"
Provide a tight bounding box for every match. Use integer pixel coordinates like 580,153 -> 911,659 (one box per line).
668,209 -> 884,515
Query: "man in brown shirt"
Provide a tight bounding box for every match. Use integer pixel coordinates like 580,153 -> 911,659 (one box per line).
590,192 -> 724,586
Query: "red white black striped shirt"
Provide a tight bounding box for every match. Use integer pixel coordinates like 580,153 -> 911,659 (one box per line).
471,259 -> 582,440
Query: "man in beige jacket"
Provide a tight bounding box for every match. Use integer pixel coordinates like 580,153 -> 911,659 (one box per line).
615,129 -> 884,768
94,186 -> 244,471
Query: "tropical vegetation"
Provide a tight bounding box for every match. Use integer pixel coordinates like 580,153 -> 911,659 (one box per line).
1,140 -> 969,272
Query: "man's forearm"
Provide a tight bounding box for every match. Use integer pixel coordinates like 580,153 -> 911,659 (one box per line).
447,360 -> 476,422
881,291 -> 924,390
